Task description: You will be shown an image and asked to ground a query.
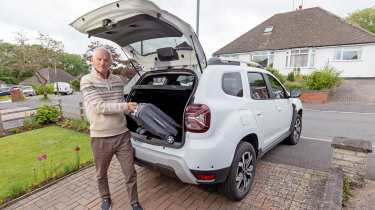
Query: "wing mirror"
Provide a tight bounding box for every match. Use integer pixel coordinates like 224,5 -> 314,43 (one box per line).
289,89 -> 301,98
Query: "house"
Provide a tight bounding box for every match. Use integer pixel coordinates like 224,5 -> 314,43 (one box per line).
20,68 -> 75,86
213,7 -> 375,78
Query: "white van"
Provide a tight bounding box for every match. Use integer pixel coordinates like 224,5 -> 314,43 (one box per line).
53,82 -> 73,95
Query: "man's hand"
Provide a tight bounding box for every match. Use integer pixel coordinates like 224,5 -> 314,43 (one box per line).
127,102 -> 138,113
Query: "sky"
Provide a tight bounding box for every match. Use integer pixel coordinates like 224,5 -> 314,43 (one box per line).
0,0 -> 374,58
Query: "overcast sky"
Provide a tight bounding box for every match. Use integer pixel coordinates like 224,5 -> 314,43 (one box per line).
0,0 -> 374,58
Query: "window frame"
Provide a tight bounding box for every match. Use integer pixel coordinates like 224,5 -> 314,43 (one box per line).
333,47 -> 362,61
264,73 -> 289,100
247,72 -> 272,100
286,48 -> 315,68
251,51 -> 274,67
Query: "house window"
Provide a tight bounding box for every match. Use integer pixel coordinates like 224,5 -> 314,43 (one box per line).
290,49 -> 309,67
221,54 -> 239,60
334,48 -> 361,61
264,26 -> 273,33
251,52 -> 274,67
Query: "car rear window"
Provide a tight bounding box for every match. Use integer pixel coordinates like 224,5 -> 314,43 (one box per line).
222,72 -> 243,97
139,74 -> 195,87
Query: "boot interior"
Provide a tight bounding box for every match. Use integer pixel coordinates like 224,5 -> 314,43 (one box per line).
126,71 -> 196,144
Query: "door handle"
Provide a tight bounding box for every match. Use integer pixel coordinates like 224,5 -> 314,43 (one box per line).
256,111 -> 262,116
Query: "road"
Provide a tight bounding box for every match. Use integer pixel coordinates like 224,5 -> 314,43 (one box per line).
263,103 -> 375,180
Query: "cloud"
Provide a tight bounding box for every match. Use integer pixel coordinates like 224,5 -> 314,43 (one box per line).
0,0 -> 374,58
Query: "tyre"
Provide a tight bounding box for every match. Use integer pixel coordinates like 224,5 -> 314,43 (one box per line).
219,142 -> 256,201
285,114 -> 302,145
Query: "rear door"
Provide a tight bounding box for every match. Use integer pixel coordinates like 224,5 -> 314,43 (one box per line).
246,72 -> 279,147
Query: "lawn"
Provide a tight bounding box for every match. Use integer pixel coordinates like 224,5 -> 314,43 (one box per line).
0,126 -> 92,204
0,96 -> 10,102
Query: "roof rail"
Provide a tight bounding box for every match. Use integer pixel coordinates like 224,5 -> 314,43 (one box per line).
208,57 -> 264,68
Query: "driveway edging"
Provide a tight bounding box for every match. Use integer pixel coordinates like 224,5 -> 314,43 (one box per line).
320,168 -> 344,210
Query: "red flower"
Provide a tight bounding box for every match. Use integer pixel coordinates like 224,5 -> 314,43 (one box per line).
37,154 -> 48,161
74,146 -> 81,152
42,154 -> 47,160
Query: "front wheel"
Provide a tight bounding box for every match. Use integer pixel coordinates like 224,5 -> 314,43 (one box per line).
219,142 -> 256,201
285,114 -> 302,145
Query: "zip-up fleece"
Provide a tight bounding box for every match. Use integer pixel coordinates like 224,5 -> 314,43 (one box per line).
80,70 -> 129,137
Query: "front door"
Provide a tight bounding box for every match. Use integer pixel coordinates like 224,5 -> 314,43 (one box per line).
246,72 -> 279,147
264,74 -> 293,135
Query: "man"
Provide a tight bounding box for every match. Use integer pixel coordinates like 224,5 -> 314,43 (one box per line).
80,47 -> 143,210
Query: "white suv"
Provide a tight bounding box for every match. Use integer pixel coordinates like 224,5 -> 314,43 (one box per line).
71,0 -> 303,201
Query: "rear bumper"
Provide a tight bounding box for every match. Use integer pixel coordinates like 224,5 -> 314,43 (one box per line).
132,138 -> 230,185
132,140 -> 198,184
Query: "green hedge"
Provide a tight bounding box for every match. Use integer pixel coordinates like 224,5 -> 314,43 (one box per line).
305,66 -> 341,90
34,84 -> 54,95
266,67 -> 286,84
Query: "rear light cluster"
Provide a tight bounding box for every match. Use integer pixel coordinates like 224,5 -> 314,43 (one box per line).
184,104 -> 211,133
194,174 -> 216,181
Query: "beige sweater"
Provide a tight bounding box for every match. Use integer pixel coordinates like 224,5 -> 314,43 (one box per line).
80,70 -> 129,137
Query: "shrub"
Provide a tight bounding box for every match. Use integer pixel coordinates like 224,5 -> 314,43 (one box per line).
58,119 -> 89,133
34,84 -> 54,95
266,67 -> 286,84
305,66 -> 341,90
9,128 -> 22,134
24,117 -> 42,130
287,72 -> 295,82
34,105 -> 60,125
70,79 -> 80,91
285,81 -> 305,90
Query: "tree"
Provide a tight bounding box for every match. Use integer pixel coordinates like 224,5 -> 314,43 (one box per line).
59,53 -> 89,77
83,41 -> 122,69
11,32 -> 64,99
36,33 -> 64,98
347,7 -> 375,34
83,41 -> 140,81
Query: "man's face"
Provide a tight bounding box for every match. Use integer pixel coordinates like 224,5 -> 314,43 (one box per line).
92,50 -> 112,75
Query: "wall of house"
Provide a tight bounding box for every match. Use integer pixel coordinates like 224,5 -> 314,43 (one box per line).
315,45 -> 375,78
273,44 -> 375,77
216,44 -> 375,78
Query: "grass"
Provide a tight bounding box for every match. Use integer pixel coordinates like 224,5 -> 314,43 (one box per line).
342,176 -> 352,206
0,96 -> 10,102
0,126 -> 91,204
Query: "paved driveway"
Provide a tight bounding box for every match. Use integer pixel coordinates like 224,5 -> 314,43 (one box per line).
330,79 -> 375,104
4,160 -> 328,210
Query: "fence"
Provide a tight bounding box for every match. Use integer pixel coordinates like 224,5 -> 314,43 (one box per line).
0,99 -> 86,136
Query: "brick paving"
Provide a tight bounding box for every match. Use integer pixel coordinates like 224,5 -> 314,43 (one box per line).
344,179 -> 375,210
4,160 -> 328,210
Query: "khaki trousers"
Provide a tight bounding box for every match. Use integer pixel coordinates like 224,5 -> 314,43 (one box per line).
91,131 -> 138,204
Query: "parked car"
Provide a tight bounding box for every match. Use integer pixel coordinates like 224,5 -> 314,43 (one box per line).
21,86 -> 36,97
0,87 -> 10,96
53,82 -> 73,95
71,0 -> 303,201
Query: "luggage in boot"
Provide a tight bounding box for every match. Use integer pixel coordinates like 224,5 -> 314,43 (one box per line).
131,103 -> 180,144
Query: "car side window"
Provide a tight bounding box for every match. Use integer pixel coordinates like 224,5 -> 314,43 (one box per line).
222,72 -> 243,97
265,74 -> 287,99
247,72 -> 270,100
